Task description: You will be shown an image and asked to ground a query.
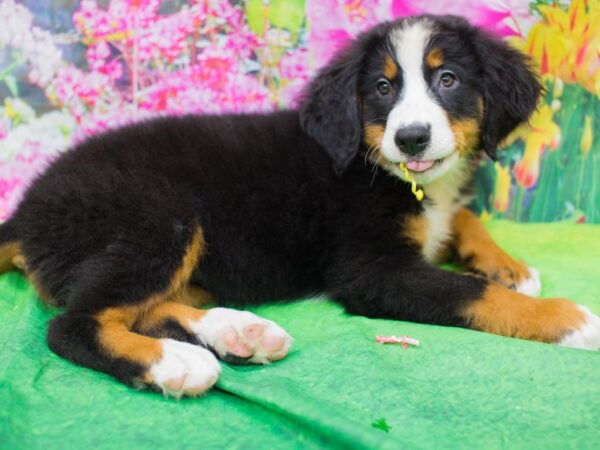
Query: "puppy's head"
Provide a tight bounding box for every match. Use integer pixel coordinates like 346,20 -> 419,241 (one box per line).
300,15 -> 542,185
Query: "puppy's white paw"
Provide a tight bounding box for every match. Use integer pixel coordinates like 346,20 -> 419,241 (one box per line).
559,306 -> 600,351
189,307 -> 293,364
149,339 -> 221,398
516,267 -> 541,297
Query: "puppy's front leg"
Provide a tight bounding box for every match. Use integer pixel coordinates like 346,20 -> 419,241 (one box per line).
325,250 -> 600,350
450,208 -> 540,296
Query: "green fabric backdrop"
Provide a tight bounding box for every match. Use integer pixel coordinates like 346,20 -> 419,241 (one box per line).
1,222 -> 599,449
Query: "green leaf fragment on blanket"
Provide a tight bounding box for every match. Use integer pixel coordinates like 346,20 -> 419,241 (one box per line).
371,418 -> 391,433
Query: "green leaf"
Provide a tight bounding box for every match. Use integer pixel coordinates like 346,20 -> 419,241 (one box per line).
269,0 -> 305,34
371,417 -> 391,433
3,75 -> 19,97
246,0 -> 266,36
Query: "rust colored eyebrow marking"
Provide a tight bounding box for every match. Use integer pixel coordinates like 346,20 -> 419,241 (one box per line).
383,55 -> 398,79
426,48 -> 444,69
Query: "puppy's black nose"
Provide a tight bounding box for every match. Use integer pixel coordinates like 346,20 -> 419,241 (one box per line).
394,125 -> 431,156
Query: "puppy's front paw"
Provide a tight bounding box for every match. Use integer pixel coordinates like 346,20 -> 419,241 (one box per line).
471,252 -> 538,294
148,339 -> 221,398
515,267 -> 541,297
463,286 -> 597,350
559,305 -> 600,351
189,308 -> 293,364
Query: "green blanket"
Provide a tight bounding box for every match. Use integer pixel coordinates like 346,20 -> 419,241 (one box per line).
1,222 -> 599,449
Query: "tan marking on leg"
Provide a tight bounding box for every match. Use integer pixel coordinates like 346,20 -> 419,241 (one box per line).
0,242 -> 57,305
363,123 -> 385,149
383,55 -> 398,80
176,285 -> 213,307
426,48 -> 444,69
96,304 -> 164,366
452,208 -> 530,287
0,242 -> 21,273
96,225 -> 206,366
462,284 -> 586,343
449,118 -> 481,154
136,301 -> 208,335
28,271 -> 57,305
168,226 -> 204,295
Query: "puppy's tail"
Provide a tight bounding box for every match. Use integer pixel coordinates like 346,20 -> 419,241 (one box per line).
0,219 -> 22,273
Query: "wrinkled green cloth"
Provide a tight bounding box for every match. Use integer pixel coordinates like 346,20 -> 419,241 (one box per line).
1,222 -> 599,449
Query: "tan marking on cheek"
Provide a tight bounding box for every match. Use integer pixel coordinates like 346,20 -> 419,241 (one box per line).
477,97 -> 484,117
452,208 -> 530,287
383,55 -> 398,80
426,48 -> 444,69
401,215 -> 429,249
462,284 -> 585,343
449,118 -> 481,154
363,124 -> 385,149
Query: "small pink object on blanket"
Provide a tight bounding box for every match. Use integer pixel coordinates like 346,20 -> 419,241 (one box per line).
375,335 -> 420,349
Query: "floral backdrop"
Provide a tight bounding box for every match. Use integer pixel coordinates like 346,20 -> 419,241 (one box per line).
0,0 -> 598,222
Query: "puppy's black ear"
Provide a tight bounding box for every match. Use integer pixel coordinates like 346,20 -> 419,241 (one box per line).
300,24 -> 389,174
473,31 -> 543,160
299,49 -> 363,174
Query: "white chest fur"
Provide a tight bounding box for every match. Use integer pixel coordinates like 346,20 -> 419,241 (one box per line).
419,161 -> 471,263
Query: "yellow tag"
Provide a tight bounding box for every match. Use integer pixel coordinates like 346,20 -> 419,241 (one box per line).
399,163 -> 424,201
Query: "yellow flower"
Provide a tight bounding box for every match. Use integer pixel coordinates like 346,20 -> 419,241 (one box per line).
4,100 -> 16,119
581,115 -> 593,156
494,163 -> 511,212
511,104 -> 560,188
524,0 -> 600,95
480,210 -> 493,222
553,77 -> 564,98
3,98 -> 35,123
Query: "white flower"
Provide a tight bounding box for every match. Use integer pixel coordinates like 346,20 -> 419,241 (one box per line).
3,98 -> 36,123
0,110 -> 76,161
0,0 -> 63,87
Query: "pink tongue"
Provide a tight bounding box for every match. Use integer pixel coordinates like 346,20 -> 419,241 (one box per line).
405,160 -> 435,172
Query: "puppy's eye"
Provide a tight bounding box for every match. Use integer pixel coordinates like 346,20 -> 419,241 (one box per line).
439,71 -> 457,88
376,79 -> 391,95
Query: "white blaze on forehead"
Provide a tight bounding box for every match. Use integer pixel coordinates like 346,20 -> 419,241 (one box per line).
380,21 -> 455,167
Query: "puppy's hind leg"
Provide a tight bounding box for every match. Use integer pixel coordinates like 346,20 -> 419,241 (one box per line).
135,302 -> 293,365
0,219 -> 22,273
47,225 -> 221,397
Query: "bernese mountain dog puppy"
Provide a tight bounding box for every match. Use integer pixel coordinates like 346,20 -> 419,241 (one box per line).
1,15 -> 599,397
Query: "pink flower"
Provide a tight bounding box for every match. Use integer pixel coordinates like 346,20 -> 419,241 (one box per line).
279,48 -> 310,80
52,66 -> 110,110
86,42 -> 111,71
0,148 -> 57,220
307,0 -> 388,68
391,0 -> 531,37
279,79 -> 307,107
307,0 -> 534,70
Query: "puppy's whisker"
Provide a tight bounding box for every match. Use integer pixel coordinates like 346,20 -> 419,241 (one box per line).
364,143 -> 380,165
370,151 -> 383,185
